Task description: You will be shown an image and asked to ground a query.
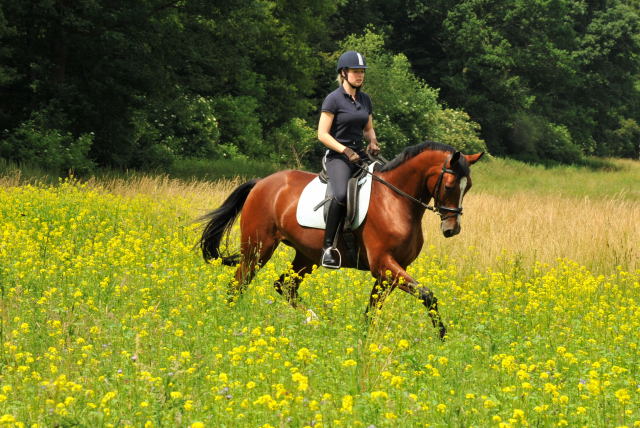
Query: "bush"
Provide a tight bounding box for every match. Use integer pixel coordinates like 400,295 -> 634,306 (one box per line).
0,119 -> 95,175
267,118 -> 317,168
431,108 -> 488,154
508,113 -> 583,164
211,95 -> 264,157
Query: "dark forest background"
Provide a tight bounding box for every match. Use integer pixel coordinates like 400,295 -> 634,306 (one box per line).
1,0 -> 639,174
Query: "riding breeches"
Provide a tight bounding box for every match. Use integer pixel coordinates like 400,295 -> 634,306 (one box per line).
325,151 -> 361,204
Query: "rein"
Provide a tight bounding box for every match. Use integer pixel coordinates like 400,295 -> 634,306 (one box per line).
355,154 -> 463,219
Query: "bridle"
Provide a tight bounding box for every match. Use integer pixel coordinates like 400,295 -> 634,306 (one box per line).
355,154 -> 466,220
430,155 -> 465,220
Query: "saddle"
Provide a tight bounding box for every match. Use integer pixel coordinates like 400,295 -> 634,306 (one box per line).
296,155 -> 378,231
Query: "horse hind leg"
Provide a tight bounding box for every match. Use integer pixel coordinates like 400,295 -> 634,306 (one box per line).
273,251 -> 313,308
228,236 -> 279,303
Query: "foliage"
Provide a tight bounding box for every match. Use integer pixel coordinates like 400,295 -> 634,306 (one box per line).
508,113 -> 583,164
0,0 -> 638,169
430,108 -> 488,155
267,118 -> 318,168
0,117 -> 95,175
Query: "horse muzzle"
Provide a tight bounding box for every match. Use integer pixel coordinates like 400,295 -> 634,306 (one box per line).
441,220 -> 461,238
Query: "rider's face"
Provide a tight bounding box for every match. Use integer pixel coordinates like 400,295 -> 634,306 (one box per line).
346,68 -> 365,86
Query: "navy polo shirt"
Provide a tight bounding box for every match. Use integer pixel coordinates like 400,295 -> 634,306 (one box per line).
321,87 -> 373,148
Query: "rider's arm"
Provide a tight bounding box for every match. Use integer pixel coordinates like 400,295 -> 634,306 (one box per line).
318,111 -> 349,153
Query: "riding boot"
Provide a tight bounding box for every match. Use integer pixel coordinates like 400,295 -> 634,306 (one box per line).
320,199 -> 345,269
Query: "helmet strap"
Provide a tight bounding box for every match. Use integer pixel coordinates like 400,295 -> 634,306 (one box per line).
341,69 -> 362,91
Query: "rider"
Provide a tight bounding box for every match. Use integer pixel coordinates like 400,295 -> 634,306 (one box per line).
317,50 -> 380,269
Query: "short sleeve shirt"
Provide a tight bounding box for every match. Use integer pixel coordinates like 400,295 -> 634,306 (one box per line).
321,87 -> 373,147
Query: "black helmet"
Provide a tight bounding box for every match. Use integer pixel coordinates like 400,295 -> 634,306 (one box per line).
336,50 -> 367,72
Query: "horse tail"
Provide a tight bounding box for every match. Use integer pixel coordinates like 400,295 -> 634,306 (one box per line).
198,179 -> 259,264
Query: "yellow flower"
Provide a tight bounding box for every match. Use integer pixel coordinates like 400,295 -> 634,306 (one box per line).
397,339 -> 409,349
436,403 -> 447,413
170,391 -> 183,399
371,391 -> 388,400
246,381 -> 256,389
190,423 -> 205,428
340,395 -> 353,413
342,359 -> 357,367
615,388 -> 631,404
483,399 -> 497,409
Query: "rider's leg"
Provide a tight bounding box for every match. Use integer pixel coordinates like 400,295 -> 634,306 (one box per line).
321,198 -> 345,268
321,154 -> 352,268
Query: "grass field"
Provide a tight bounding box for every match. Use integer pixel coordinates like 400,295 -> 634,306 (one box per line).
0,158 -> 638,427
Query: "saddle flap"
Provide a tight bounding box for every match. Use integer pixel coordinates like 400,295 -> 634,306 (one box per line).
297,162 -> 378,231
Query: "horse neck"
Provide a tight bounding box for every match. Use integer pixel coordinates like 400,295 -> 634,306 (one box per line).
379,150 -> 447,202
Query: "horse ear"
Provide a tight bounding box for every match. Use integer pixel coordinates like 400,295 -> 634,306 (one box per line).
450,151 -> 461,166
465,152 -> 484,165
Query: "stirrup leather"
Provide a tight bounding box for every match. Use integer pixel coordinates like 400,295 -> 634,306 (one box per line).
320,247 -> 341,269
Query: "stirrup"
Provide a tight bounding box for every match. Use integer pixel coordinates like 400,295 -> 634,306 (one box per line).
320,247 -> 341,269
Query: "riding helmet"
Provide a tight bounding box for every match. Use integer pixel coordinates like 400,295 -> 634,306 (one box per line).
336,50 -> 368,72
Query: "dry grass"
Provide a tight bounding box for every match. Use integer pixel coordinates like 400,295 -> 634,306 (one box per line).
424,192 -> 639,273
2,160 -> 638,274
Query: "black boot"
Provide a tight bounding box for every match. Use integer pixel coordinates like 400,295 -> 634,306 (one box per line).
320,199 -> 345,269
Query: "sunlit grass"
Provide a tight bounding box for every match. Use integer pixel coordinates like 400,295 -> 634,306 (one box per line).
0,160 -> 638,427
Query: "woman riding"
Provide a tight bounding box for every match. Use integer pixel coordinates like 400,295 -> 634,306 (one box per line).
317,50 -> 380,269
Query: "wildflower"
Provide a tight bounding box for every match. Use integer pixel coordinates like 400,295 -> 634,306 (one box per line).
342,359 -> 357,367
615,388 -> 630,404
371,391 -> 388,400
340,395 -> 353,413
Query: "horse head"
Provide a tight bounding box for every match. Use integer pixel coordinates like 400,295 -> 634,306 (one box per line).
431,151 -> 484,238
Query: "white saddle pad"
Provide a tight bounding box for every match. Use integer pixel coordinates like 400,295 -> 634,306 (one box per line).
296,162 -> 377,230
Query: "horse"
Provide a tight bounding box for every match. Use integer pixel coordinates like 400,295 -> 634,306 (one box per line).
198,141 -> 484,339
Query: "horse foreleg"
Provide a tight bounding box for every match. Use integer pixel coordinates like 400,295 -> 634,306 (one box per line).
398,281 -> 447,340
371,257 -> 446,340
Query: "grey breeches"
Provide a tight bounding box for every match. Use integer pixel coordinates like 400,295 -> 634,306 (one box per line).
325,154 -> 358,204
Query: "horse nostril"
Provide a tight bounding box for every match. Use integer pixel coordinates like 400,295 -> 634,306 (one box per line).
443,229 -> 454,238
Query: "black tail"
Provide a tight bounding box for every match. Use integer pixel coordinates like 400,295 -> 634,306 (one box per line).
198,179 -> 259,264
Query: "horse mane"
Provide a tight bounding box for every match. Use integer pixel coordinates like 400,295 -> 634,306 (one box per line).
379,140 -> 457,172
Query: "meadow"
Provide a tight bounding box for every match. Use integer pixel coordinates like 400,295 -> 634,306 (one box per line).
0,157 -> 638,427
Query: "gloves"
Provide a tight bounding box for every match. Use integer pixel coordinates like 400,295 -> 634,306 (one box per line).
343,147 -> 361,163
367,141 -> 380,156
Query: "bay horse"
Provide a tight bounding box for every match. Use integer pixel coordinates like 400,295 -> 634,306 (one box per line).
198,141 -> 483,339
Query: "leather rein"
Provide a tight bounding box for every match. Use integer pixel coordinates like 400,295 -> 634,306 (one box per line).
355,154 -> 464,220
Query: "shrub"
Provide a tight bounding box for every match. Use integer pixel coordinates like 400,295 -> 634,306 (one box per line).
508,113 -> 583,164
211,95 -> 264,157
0,119 -> 95,175
267,118 -> 317,168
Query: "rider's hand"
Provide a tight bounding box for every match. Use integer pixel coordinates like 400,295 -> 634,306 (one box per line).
367,141 -> 380,156
343,147 -> 361,163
